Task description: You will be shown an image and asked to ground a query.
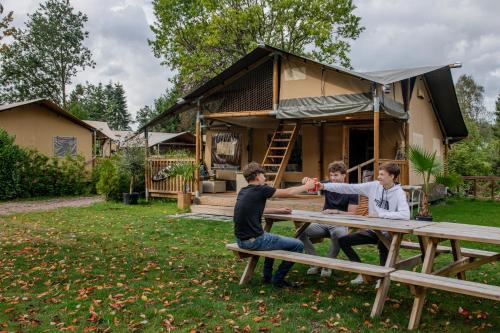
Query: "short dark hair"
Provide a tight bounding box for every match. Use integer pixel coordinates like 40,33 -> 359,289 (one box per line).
328,161 -> 347,174
380,162 -> 400,178
243,162 -> 265,181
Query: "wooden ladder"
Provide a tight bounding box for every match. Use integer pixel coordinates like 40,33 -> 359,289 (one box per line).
261,122 -> 301,187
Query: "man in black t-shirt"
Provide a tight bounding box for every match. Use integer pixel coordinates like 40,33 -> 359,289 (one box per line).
234,162 -> 316,288
298,161 -> 358,278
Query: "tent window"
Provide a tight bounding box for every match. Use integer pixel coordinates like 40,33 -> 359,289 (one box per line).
54,136 -> 77,157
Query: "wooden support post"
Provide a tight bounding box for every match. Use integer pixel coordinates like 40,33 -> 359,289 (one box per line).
272,54 -> 279,111
319,123 -> 324,179
371,232 -> 402,317
491,180 -> 495,201
444,138 -> 449,176
473,179 -> 477,198
195,107 -> 201,198
450,239 -> 466,280
373,84 -> 380,177
144,127 -> 149,201
408,239 -> 438,330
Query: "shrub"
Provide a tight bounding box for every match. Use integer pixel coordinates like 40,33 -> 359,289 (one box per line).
0,129 -> 25,200
94,157 -> 129,201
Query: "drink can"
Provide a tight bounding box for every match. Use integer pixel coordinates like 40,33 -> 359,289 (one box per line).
308,177 -> 319,193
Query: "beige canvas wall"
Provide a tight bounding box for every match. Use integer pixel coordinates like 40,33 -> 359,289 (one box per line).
408,77 -> 445,184
380,120 -> 404,160
280,58 -> 371,100
322,124 -> 343,179
0,104 -> 93,164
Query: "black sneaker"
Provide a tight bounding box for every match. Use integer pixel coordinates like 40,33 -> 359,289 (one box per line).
272,280 -> 299,289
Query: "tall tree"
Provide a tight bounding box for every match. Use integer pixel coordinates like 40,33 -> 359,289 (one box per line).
0,0 -> 95,108
0,4 -> 16,53
106,83 -> 131,130
455,74 -> 491,122
136,86 -> 183,132
150,0 -> 364,92
68,82 -> 107,121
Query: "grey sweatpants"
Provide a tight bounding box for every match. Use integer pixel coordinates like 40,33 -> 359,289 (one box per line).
298,223 -> 348,259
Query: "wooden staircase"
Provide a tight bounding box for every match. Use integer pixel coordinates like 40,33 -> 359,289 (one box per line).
261,122 -> 301,187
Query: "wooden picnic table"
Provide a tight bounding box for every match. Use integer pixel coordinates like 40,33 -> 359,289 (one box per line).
401,222 -> 500,330
243,210 -> 435,317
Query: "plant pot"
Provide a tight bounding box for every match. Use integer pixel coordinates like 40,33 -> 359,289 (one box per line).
177,192 -> 191,210
415,215 -> 433,221
123,192 -> 139,205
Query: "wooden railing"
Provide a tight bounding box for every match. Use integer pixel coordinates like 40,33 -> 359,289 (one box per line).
346,158 -> 409,185
346,158 -> 375,183
146,157 -> 196,198
462,176 -> 499,201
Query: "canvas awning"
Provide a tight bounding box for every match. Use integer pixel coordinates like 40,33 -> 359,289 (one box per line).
276,93 -> 408,120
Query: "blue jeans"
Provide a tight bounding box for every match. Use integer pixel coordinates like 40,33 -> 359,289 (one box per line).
237,232 -> 304,282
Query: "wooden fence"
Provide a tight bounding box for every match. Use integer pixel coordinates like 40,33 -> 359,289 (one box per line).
146,157 -> 196,198
462,176 -> 499,201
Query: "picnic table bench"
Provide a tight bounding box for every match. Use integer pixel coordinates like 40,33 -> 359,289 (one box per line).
226,210 -> 499,327
398,222 -> 500,330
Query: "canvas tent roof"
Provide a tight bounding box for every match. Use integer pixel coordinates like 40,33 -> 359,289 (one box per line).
83,120 -> 117,140
0,99 -> 95,131
141,45 -> 467,141
120,131 -> 195,148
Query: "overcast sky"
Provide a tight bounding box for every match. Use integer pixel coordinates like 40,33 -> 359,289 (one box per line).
3,0 -> 499,127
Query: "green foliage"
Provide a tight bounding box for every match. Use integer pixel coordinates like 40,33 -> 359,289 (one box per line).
455,74 -> 492,122
0,130 -> 89,200
95,159 -> 123,201
448,119 -> 494,176
136,85 -> 183,131
0,129 -> 24,200
409,145 -> 442,192
0,0 -> 95,107
149,0 -> 364,92
0,4 -> 16,53
170,161 -> 198,193
409,145 -> 443,217
435,173 -> 463,190
68,81 -> 132,130
118,143 -> 145,194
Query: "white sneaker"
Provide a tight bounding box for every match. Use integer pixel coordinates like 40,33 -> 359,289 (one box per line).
374,279 -> 381,289
320,268 -> 332,278
350,274 -> 364,285
307,266 -> 321,275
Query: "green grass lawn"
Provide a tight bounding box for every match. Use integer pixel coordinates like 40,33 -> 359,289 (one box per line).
0,198 -> 498,332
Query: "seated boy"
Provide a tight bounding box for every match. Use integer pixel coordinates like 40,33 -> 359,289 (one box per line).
299,161 -> 358,278
234,162 -> 316,288
312,162 -> 410,285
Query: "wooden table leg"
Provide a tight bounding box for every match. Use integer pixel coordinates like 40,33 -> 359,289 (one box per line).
239,219 -> 274,285
294,222 -> 311,238
417,236 -> 427,260
450,239 -> 466,280
370,232 -> 403,318
408,238 -> 438,330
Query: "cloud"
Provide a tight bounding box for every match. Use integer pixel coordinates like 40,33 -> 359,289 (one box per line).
3,0 -> 171,129
3,0 -> 499,126
350,0 -> 500,113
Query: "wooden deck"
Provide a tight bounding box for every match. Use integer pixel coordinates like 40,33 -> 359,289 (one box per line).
192,192 -> 325,216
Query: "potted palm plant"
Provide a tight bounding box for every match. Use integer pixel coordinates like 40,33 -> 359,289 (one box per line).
170,161 -> 198,209
119,143 -> 145,205
408,145 -> 443,221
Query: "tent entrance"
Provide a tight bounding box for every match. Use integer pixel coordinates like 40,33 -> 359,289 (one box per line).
348,128 -> 374,183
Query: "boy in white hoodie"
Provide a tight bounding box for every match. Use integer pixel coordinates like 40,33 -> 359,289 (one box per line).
312,162 -> 410,285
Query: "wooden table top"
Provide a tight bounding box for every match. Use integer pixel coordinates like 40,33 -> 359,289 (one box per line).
264,209 -> 435,233
413,222 -> 500,245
